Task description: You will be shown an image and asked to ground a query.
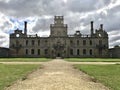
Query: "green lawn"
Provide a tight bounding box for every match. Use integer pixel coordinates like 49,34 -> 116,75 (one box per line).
0,58 -> 51,62
0,64 -> 40,90
65,58 -> 120,62
74,64 -> 120,90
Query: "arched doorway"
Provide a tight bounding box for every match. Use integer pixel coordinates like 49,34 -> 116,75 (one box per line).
57,53 -> 61,57
53,41 -> 64,58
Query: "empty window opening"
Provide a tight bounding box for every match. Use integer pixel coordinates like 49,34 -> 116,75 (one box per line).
83,49 -> 86,55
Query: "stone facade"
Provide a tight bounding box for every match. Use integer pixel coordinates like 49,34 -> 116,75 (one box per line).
109,47 -> 120,58
0,47 -> 10,57
10,16 -> 109,58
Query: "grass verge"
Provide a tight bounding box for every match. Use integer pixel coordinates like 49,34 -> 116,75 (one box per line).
74,64 -> 120,90
0,58 -> 51,62
65,58 -> 120,62
0,64 -> 40,90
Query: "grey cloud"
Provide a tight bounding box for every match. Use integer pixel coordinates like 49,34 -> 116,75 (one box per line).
102,8 -> 120,32
0,34 -> 9,47
109,40 -> 120,48
67,0 -> 97,12
109,5 -> 120,12
1,21 -> 11,29
0,0 -> 112,17
110,35 -> 120,42
0,0 -> 67,17
0,0 -> 42,17
0,35 -> 6,39
32,17 -> 53,32
0,0 -> 119,48
67,0 -> 111,13
77,8 -> 120,33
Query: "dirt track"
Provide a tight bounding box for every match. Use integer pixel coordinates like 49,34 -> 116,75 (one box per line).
1,61 -> 119,65
5,59 -> 110,90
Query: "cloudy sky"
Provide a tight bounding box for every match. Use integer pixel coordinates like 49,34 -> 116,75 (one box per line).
0,0 -> 120,48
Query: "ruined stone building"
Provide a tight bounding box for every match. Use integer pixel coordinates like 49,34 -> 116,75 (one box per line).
10,16 -> 109,58
0,47 -> 10,57
109,47 -> 120,58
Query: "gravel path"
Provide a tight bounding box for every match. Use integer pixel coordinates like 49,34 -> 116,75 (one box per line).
6,59 -> 110,90
1,61 -> 119,65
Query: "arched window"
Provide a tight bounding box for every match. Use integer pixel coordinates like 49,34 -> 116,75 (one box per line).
38,49 -> 40,55
90,40 -> 92,45
45,49 -> 48,55
77,40 -> 79,45
99,40 -> 102,45
70,40 -> 73,45
77,49 -> 80,55
31,49 -> 34,55
70,49 -> 73,55
90,49 -> 92,55
83,40 -> 86,45
99,49 -> 102,55
83,49 -> 86,55
26,40 -> 28,46
26,49 -> 28,55
38,40 -> 40,46
32,40 -> 34,46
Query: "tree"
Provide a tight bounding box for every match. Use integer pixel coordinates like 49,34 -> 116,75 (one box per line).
114,45 -> 120,48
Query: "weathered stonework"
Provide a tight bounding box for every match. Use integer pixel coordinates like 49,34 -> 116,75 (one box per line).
109,47 -> 120,58
10,16 -> 109,58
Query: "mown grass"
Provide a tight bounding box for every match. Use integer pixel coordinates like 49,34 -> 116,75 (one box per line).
0,58 -> 51,62
0,64 -> 40,90
65,58 -> 120,62
74,64 -> 120,90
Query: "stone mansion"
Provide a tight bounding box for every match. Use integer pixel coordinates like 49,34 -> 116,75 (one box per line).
10,16 -> 109,58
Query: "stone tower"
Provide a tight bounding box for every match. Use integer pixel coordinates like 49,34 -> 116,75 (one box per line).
50,16 -> 68,37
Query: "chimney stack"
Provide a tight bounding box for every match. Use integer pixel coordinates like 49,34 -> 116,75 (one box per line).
24,21 -> 27,35
100,24 -> 103,30
91,21 -> 94,35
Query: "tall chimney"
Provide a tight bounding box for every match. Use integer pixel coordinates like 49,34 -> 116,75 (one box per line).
91,21 -> 94,35
100,24 -> 103,30
24,21 -> 27,35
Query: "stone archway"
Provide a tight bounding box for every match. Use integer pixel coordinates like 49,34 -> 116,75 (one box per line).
57,53 -> 61,57
53,41 -> 64,58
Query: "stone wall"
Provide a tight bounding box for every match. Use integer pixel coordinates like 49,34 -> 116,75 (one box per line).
109,47 -> 120,58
